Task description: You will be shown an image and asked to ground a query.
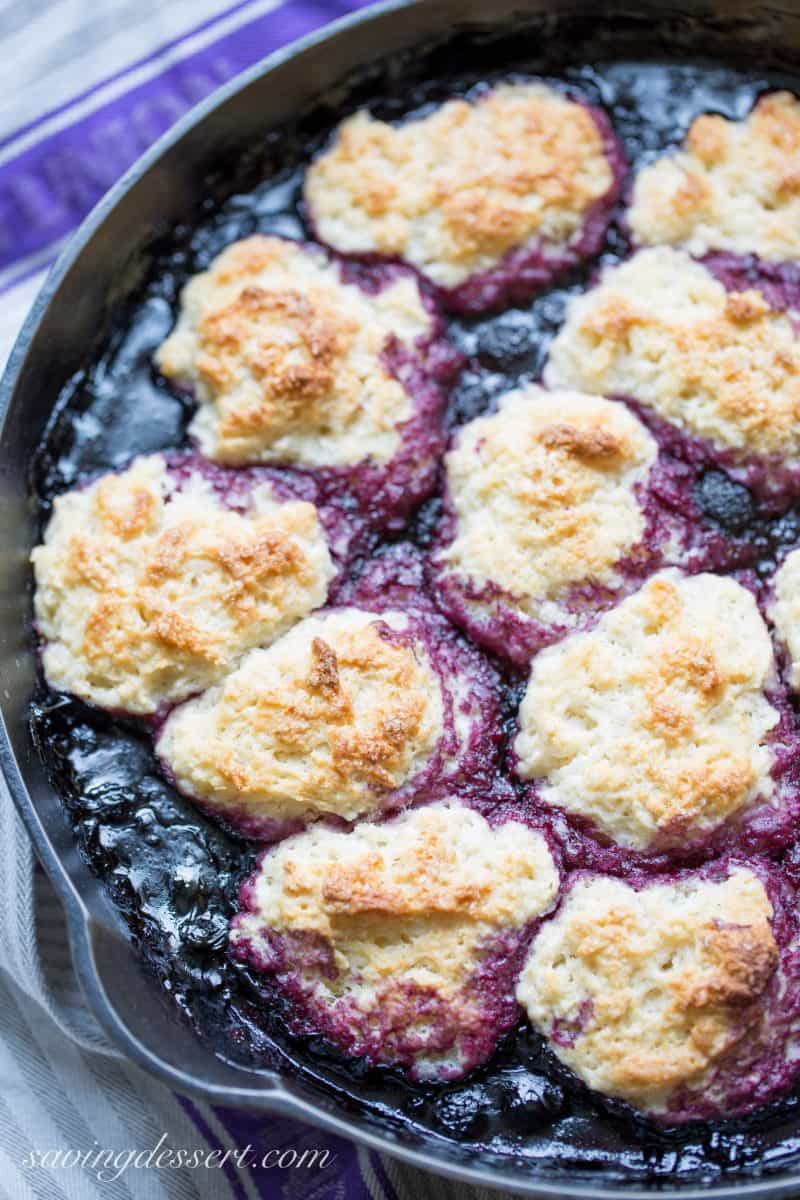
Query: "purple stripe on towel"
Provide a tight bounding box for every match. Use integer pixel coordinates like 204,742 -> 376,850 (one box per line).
206,1102 -> 369,1197
176,1096 -> 252,1199
0,0 -> 372,272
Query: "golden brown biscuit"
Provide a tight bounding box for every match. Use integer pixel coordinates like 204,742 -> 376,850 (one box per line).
546,247 -> 800,464
515,571 -> 779,850
518,868 -> 778,1113
31,455 -> 335,714
156,607 -> 445,828
305,84 -> 614,288
436,385 -> 657,629
232,800 -> 559,1078
629,92 -> 800,260
155,235 -> 432,466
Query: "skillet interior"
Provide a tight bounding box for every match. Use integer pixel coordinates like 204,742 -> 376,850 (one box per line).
8,0 -> 800,1193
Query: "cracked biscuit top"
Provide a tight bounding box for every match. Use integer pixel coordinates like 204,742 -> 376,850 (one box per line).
304,84 -> 615,289
156,607 -> 446,830
628,92 -> 800,261
31,455 -> 335,715
546,247 -> 800,464
435,385 -> 657,627
230,800 -> 559,1079
154,235 -> 432,466
515,571 -> 780,852
517,868 -> 779,1114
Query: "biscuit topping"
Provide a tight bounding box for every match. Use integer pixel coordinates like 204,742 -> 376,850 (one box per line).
769,549 -> 800,692
31,455 -> 335,714
231,801 -> 559,1077
305,84 -> 614,288
156,608 -> 445,825
628,92 -> 800,260
155,235 -> 432,465
517,869 -> 778,1111
515,571 -> 779,850
437,386 -> 656,624
546,247 -> 800,461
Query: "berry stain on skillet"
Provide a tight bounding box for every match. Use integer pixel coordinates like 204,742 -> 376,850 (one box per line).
26,29 -> 800,1186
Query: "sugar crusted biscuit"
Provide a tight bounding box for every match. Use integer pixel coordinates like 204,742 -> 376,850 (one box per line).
545,247 -> 800,466
231,801 -> 559,1079
433,386 -> 657,646
439,387 -> 657,604
305,84 -> 616,292
515,571 -> 779,851
157,607 -> 448,833
629,92 -> 800,261
518,868 -> 779,1114
31,455 -> 335,715
155,235 -> 433,467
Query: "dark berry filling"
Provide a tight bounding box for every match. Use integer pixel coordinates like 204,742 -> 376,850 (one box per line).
232,908 -> 539,1082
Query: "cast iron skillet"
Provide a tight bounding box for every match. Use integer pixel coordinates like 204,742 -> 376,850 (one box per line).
8,0 -> 800,1194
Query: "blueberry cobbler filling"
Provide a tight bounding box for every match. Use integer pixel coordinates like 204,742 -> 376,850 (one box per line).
28,44 -> 800,1182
